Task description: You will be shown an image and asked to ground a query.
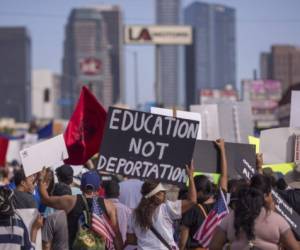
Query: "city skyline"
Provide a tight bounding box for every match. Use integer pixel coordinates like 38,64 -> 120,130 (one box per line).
184,1 -> 236,107
1,0 -> 300,108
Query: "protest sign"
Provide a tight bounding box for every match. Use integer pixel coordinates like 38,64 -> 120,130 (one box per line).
192,140 -> 256,179
260,127 -> 300,164
290,91 -> 300,128
234,155 -> 300,238
20,134 -> 69,177
151,107 -> 202,139
190,104 -> 220,140
98,107 -> 199,186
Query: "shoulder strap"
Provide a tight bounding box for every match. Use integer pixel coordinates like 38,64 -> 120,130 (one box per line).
198,204 -> 208,218
150,225 -> 172,250
81,195 -> 91,225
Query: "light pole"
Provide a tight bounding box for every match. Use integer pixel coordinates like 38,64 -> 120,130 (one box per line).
127,50 -> 139,109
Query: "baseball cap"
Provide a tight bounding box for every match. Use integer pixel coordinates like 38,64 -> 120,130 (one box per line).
80,171 -> 101,191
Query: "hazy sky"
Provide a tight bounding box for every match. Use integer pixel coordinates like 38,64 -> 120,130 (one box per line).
1,0 -> 300,107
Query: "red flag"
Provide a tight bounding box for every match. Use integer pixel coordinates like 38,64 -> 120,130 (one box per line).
64,86 -> 107,165
0,137 -> 9,167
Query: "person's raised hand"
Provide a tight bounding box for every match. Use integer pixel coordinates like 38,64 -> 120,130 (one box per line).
215,138 -> 225,151
186,160 -> 195,178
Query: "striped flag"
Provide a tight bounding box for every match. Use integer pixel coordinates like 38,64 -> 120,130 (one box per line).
91,197 -> 115,250
193,189 -> 229,248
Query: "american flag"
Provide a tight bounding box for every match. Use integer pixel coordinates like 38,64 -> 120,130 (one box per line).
193,189 -> 229,248
91,197 -> 116,250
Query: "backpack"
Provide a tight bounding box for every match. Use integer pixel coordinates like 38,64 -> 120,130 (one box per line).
72,195 -> 105,250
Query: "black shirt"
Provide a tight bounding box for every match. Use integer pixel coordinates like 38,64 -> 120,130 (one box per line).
181,203 -> 214,248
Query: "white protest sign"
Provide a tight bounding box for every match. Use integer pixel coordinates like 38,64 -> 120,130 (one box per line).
20,134 -> 69,177
151,107 -> 202,139
260,127 -> 300,164
290,91 -> 300,128
190,104 -> 220,140
16,209 -> 42,250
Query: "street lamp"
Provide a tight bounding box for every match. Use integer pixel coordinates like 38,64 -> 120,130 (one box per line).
127,50 -> 139,109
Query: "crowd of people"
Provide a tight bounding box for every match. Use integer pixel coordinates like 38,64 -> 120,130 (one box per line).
1,139 -> 300,250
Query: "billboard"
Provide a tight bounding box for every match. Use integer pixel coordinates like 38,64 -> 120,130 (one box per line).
124,25 -> 192,45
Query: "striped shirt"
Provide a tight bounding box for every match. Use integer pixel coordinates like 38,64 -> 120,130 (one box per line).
0,216 -> 34,250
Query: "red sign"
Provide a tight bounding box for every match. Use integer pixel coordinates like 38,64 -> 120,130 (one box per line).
79,58 -> 102,76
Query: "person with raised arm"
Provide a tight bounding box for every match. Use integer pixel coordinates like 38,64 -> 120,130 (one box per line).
179,139 -> 228,250
126,161 -> 197,250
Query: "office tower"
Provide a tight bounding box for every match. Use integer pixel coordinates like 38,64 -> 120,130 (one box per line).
92,5 -> 124,104
260,45 -> 300,94
184,2 -> 236,107
61,8 -> 113,119
0,27 -> 31,122
155,0 -> 180,107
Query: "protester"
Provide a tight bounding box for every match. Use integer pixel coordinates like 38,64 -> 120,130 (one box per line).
209,187 -> 300,250
179,139 -> 228,250
104,179 -> 132,242
0,186 -> 43,249
42,182 -> 71,250
0,168 -> 9,186
126,162 -> 196,250
13,168 -> 37,209
38,169 -> 123,250
119,178 -> 143,209
55,164 -> 81,195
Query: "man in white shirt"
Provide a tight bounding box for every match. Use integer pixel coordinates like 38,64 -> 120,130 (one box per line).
119,178 -> 143,209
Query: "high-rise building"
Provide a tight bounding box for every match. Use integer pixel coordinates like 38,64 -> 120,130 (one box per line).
260,45 -> 300,95
0,27 -> 31,122
155,0 -> 180,107
61,8 -> 115,119
91,5 -> 124,104
184,2 -> 236,108
32,69 -> 61,119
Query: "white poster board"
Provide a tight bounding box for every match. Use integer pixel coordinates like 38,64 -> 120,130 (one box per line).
16,209 -> 42,250
190,104 -> 220,140
150,107 -> 202,139
290,91 -> 300,128
20,134 -> 69,177
260,127 -> 300,164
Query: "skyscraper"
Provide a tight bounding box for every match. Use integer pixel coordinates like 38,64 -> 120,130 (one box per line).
0,27 -> 31,122
260,45 -> 300,94
61,8 -> 118,119
155,0 -> 180,107
184,2 -> 236,107
91,5 -> 124,104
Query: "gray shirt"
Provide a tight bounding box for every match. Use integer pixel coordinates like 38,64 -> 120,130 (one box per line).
13,190 -> 37,209
42,210 -> 69,250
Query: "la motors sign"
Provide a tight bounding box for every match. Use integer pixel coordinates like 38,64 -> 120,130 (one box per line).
124,25 -> 192,45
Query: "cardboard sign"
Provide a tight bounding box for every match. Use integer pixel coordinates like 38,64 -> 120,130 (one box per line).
151,107 -> 202,139
20,134 -> 69,177
260,128 -> 300,164
190,104 -> 220,140
192,140 -> 256,179
290,91 -> 300,127
98,107 -> 199,186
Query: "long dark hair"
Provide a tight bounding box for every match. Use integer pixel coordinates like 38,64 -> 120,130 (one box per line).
250,174 -> 272,195
133,181 -> 162,231
234,187 -> 264,241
